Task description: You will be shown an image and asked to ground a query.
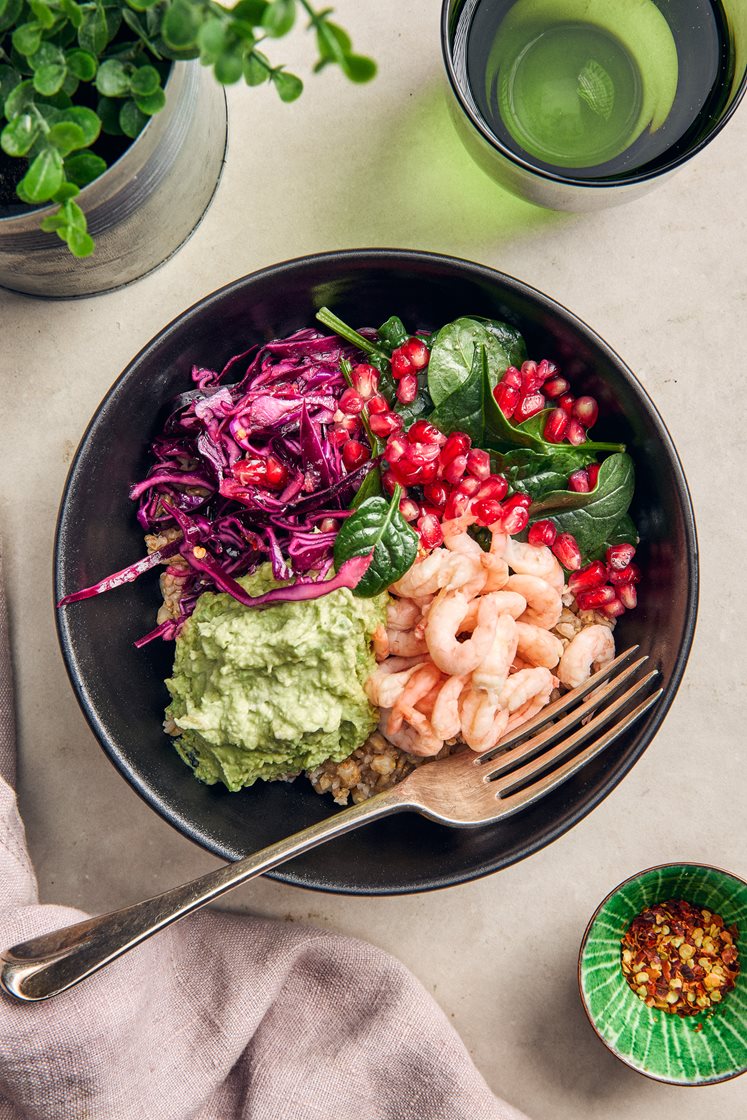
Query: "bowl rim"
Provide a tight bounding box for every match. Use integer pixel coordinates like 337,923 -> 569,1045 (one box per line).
54,247 -> 700,894
439,0 -> 747,192
577,861 -> 747,1086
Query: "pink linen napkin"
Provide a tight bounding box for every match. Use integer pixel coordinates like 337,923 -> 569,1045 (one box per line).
0,554 -> 530,1120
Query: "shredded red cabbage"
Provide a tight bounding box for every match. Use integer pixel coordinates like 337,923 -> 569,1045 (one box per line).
58,328 -> 376,640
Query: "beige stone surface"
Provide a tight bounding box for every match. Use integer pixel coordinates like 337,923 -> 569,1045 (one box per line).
2,3 -> 746,1117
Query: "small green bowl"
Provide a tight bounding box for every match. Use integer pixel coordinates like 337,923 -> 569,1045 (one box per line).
579,863 -> 747,1085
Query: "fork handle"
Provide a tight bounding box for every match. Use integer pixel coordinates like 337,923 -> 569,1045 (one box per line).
0,785 -> 411,1002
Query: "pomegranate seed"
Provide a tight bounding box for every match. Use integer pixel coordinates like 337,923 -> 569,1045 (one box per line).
264,455 -> 287,488
409,419 -> 444,445
573,396 -> 599,428
568,561 -> 608,596
472,498 -> 503,527
618,583 -> 638,610
342,440 -> 371,471
328,424 -> 351,447
420,503 -> 442,520
503,492 -> 531,512
339,387 -> 364,415
351,363 -> 379,399
606,542 -> 636,570
417,513 -> 443,550
233,458 -> 266,485
494,383 -> 520,418
536,359 -> 557,383
527,519 -> 557,547
502,505 -> 529,535
384,434 -> 408,463
514,392 -> 546,422
466,448 -> 491,480
391,348 -> 413,380
566,419 -> 587,446
587,463 -> 601,489
423,481 -> 449,509
552,532 -> 582,570
568,468 -> 590,492
456,476 -> 481,498
319,518 -> 337,533
399,496 -> 420,522
544,408 -> 569,443
391,458 -> 438,486
368,394 -> 389,415
369,411 -> 403,438
443,491 -> 470,521
520,360 -> 540,393
443,454 -> 468,485
601,597 -> 626,619
476,474 -> 509,502
408,440 -> 441,463
396,373 -> 418,404
381,469 -> 397,496
609,562 -> 641,586
576,586 -> 616,610
440,431 -> 471,463
502,366 -> 522,390
544,376 -> 570,399
558,393 -> 575,414
402,337 -> 430,370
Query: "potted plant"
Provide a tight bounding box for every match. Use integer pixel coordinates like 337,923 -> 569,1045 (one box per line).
0,0 -> 374,296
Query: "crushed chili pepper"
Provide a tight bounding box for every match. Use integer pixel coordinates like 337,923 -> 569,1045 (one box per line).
621,899 -> 740,1016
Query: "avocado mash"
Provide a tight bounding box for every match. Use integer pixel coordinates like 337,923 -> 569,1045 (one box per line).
165,565 -> 387,791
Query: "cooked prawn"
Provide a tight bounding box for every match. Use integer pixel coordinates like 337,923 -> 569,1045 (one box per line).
460,687 -> 510,753
364,661 -> 427,709
459,590 -> 527,633
505,574 -> 562,629
515,621 -> 563,669
472,612 -> 518,693
390,549 -> 480,601
504,537 -> 564,593
386,597 -> 421,631
389,663 -> 445,733
378,708 -> 443,758
557,624 -> 615,689
424,590 -> 501,676
497,667 -> 554,713
430,674 -> 469,741
386,629 -> 428,657
481,526 -> 509,591
371,623 -> 390,662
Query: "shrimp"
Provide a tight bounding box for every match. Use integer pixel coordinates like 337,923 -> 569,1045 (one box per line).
364,660 -> 427,709
505,694 -> 550,734
505,574 -> 562,629
460,687 -> 510,753
386,629 -> 429,657
458,590 -> 527,633
481,526 -> 510,592
472,612 -> 518,693
386,597 -> 421,631
515,621 -> 564,669
390,548 -> 480,601
424,590 -> 501,676
389,663 -> 445,733
371,623 -> 390,662
557,624 -> 615,689
497,667 -> 554,713
442,513 -> 484,561
504,537 -> 564,593
430,674 -> 469,741
378,708 -> 443,758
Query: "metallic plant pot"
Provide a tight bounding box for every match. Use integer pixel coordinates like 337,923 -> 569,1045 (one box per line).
0,61 -> 228,298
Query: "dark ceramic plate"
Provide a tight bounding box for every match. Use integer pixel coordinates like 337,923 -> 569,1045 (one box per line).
54,250 -> 698,894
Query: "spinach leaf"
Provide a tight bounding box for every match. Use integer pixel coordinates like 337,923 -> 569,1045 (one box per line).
588,514 -> 639,560
492,446 -> 597,500
473,317 -> 527,370
377,314 -> 408,352
333,485 -> 418,597
427,317 -> 510,407
528,453 -> 635,558
430,341 -> 487,445
350,463 -> 382,508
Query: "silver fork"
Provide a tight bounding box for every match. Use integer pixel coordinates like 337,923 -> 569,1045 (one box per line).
1,647 -> 660,1002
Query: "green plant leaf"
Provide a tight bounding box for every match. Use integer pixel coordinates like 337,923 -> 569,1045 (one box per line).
64,149 -> 106,185
11,21 -> 42,57
51,180 -> 79,201
340,53 -> 376,83
214,51 -> 243,84
95,58 -> 130,96
333,486 -> 418,597
243,49 -> 269,85
196,17 -> 227,61
427,316 -> 511,407
232,0 -> 268,20
491,446 -> 597,501
33,63 -> 67,96
18,145 -> 64,202
78,4 -> 109,53
0,0 -> 24,34
104,5 -> 122,40
129,63 -> 160,96
430,341 -> 487,446
96,94 -> 124,134
62,71 -> 80,96
126,0 -> 160,10
28,0 -> 54,28
0,65 -> 21,105
4,79 -> 35,118
119,97 -> 147,137
528,453 -> 635,559
121,7 -> 162,56
66,49 -> 97,80
59,0 -> 83,28
61,105 -> 101,144
315,18 -> 351,63
67,227 -> 94,256
587,513 -> 639,561
0,112 -> 39,156
271,67 -> 302,102
162,0 -> 201,50
377,315 -> 408,352
472,317 -> 527,370
261,0 -> 295,38
133,86 -> 165,114
350,464 -> 382,509
47,120 -> 85,153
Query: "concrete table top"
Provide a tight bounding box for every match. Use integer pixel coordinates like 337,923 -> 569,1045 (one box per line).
2,3 -> 745,1116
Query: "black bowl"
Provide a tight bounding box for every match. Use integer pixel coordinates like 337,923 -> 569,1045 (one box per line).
55,249 -> 698,894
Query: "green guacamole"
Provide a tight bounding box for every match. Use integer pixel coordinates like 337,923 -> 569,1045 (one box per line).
165,565 -> 387,791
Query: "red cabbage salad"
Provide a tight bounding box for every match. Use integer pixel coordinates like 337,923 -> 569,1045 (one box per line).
59,307 -> 642,642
